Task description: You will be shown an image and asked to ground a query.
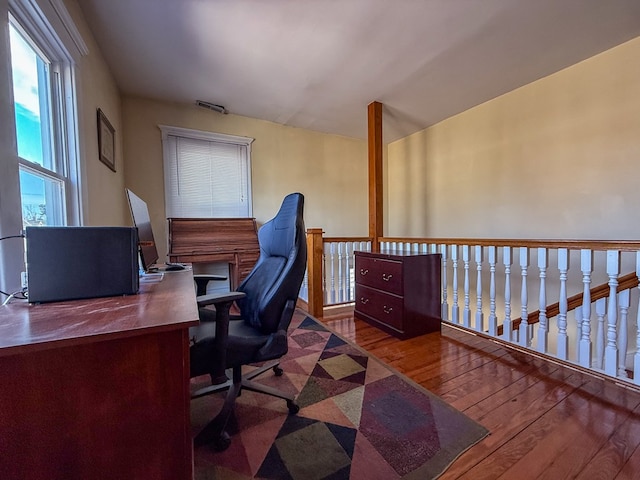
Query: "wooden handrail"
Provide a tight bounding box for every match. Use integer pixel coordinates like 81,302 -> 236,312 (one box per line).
323,236 -> 373,244
380,237 -> 640,253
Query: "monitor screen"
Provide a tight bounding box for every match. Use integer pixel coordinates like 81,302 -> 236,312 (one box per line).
126,188 -> 160,272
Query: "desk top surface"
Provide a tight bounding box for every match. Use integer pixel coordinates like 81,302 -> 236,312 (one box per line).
0,269 -> 199,357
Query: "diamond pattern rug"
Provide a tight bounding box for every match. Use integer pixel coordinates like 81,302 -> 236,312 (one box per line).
191,311 -> 489,479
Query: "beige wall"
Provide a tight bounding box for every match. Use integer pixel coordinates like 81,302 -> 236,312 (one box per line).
55,1 -> 640,248
66,0 -> 127,226
121,97 -> 368,260
387,36 -> 640,240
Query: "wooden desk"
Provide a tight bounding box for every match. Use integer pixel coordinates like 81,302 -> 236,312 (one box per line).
168,218 -> 259,289
0,269 -> 199,480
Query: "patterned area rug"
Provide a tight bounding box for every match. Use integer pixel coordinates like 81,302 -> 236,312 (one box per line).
191,311 -> 489,479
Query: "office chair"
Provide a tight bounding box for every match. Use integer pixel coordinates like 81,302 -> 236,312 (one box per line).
189,192 -> 306,451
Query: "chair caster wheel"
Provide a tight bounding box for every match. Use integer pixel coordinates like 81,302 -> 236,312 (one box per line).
213,431 -> 231,452
287,400 -> 300,414
273,365 -> 284,376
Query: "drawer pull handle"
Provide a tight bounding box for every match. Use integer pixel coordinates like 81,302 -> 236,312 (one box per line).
383,305 -> 393,314
360,297 -> 369,304
360,268 -> 369,276
382,273 -> 393,282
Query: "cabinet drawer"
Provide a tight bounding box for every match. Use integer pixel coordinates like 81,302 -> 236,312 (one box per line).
355,256 -> 403,295
355,284 -> 404,330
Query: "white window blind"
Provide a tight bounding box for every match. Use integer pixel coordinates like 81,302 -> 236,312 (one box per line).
161,126 -> 253,218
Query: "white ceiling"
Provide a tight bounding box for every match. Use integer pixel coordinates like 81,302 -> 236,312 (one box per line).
77,0 -> 640,143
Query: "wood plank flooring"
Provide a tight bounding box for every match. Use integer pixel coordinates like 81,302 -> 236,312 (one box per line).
319,308 -> 640,479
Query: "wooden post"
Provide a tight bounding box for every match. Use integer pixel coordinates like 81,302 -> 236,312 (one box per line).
306,228 -> 324,319
368,101 -> 383,252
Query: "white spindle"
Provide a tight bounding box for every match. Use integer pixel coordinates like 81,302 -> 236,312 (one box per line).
557,248 -> 569,360
301,268 -> 309,302
475,246 -> 484,332
441,244 -> 449,321
537,248 -> 549,353
594,298 -> 607,369
574,306 -> 583,363
578,249 -> 593,367
618,289 -> 630,378
463,245 -> 471,328
346,242 -> 353,302
519,247 -> 530,347
488,246 -> 497,336
503,246 -> 513,341
330,242 -> 337,304
451,245 -> 460,324
605,250 -> 620,376
337,242 -> 344,303
635,252 -> 640,385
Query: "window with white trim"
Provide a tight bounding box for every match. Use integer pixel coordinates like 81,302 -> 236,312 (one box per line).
160,126 -> 254,218
8,2 -> 82,227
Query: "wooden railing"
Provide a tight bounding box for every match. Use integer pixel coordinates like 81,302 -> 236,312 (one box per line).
301,229 -> 372,315
304,232 -> 640,388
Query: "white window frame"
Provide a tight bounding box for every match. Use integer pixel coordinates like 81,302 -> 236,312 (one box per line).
9,0 -> 85,226
159,125 -> 254,218
0,0 -> 86,297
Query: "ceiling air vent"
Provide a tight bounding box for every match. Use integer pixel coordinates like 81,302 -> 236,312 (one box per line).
195,100 -> 228,114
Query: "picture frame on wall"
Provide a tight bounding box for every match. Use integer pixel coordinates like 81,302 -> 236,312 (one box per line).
97,108 -> 116,172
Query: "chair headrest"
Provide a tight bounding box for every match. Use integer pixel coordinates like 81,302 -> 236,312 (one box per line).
258,193 -> 304,258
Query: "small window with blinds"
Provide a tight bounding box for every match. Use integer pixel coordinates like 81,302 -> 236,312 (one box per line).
159,126 -> 254,218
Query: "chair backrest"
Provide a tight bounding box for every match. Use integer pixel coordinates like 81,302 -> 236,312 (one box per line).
236,193 -> 306,333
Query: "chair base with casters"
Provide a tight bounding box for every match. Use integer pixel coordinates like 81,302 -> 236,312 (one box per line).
191,298 -> 300,451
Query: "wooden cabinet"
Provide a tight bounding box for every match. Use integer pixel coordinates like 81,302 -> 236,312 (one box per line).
168,217 -> 260,288
354,250 -> 441,339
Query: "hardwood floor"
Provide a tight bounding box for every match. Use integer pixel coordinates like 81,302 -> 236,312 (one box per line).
320,307 -> 640,479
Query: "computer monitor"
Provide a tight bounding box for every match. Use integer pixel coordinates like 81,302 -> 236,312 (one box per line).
126,188 -> 160,272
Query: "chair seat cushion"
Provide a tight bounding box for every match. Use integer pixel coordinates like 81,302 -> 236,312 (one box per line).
190,319 -> 274,374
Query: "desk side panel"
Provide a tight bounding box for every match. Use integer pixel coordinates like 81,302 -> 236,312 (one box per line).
0,329 -> 192,480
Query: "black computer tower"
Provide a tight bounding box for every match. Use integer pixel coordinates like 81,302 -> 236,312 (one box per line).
26,226 -> 139,303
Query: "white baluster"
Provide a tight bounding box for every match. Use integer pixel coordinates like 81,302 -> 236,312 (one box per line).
322,247 -> 328,303
557,248 -> 569,360
488,246 -> 497,336
537,248 -> 549,353
594,298 -> 607,369
441,244 -> 449,321
463,245 -> 471,328
337,242 -> 344,303
605,251 -> 620,377
329,242 -> 336,304
635,252 -> 640,385
574,306 -> 583,363
451,245 -> 460,324
618,289 -> 630,378
301,268 -> 309,302
503,247 -> 513,341
519,247 -> 530,347
475,246 -> 484,332
579,249 -> 593,367
346,242 -> 354,302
